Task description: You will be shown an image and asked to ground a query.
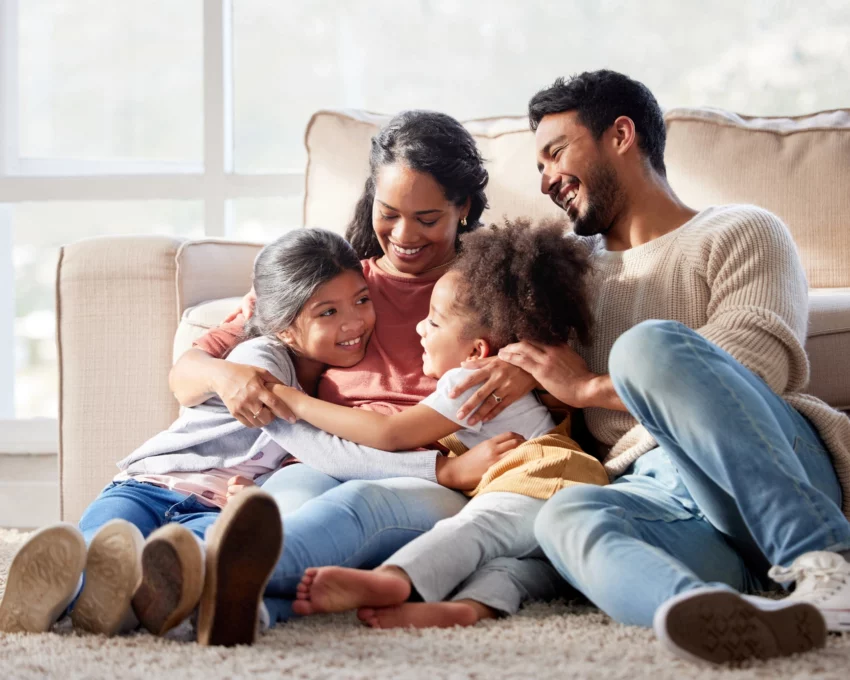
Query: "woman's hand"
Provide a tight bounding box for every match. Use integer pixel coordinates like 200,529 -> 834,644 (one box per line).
449,357 -> 537,426
213,362 -> 296,427
226,475 -> 255,501
223,287 -> 257,324
435,431 -> 525,490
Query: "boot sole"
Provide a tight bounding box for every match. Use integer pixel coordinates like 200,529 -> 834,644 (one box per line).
655,589 -> 827,664
197,489 -> 282,646
0,523 -> 87,633
133,524 -> 204,636
71,520 -> 144,636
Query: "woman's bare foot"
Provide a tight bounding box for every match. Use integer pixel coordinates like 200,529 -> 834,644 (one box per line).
291,566 -> 411,616
356,601 -> 489,629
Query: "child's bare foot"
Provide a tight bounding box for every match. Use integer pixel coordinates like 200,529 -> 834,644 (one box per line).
357,602 -> 483,629
291,566 -> 411,615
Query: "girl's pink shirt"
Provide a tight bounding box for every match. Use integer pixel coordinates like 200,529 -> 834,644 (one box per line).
192,257 -> 437,414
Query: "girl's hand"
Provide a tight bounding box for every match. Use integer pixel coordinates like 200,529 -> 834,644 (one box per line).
223,287 -> 258,323
226,475 -> 255,500
213,362 -> 295,427
435,431 -> 526,490
450,357 -> 537,426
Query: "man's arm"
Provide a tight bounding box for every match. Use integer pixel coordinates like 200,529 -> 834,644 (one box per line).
270,385 -> 462,451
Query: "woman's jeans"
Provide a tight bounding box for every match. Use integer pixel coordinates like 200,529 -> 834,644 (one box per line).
260,467 -> 567,623
534,320 -> 850,627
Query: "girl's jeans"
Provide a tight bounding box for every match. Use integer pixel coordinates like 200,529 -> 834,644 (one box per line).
534,320 -> 850,627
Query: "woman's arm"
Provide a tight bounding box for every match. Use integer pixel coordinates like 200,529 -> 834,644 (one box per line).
271,385 -> 461,451
170,348 -> 295,427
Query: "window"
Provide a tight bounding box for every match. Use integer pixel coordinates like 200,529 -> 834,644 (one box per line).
2,0 -> 849,448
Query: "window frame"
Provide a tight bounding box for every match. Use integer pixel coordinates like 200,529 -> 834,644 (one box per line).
0,0 -> 304,452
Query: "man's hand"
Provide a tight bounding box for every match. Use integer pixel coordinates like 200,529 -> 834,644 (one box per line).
226,475 -> 255,501
213,362 -> 296,427
497,341 -> 626,411
435,432 -> 525,490
223,287 -> 257,324
449,357 -> 537,425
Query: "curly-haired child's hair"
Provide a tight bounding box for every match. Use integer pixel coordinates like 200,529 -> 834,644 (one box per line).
451,218 -> 593,350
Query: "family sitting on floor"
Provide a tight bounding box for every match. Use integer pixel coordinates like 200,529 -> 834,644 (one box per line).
2,70 -> 848,666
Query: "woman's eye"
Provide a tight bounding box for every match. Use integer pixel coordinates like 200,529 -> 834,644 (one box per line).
380,212 -> 398,220
319,308 -> 336,317
419,219 -> 437,226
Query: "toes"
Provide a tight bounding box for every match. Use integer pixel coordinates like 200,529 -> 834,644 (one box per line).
291,600 -> 315,616
357,608 -> 375,621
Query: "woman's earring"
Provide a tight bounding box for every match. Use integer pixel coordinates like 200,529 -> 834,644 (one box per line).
460,216 -> 467,227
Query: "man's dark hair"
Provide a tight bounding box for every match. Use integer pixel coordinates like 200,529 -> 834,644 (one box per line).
528,70 -> 667,176
451,218 -> 593,350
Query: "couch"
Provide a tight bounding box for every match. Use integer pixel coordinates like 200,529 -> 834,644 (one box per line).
56,107 -> 850,522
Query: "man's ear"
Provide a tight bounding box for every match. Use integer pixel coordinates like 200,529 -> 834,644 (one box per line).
610,115 -> 637,157
468,338 -> 491,360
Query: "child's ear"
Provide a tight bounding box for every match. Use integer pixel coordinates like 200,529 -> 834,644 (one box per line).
468,338 -> 491,360
276,328 -> 295,347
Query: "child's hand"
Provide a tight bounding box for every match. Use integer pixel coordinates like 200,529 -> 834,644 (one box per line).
223,287 -> 258,323
435,432 -> 525,490
226,475 -> 255,501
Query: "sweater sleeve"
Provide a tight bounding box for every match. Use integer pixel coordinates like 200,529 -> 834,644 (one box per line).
690,207 -> 810,394
262,419 -> 440,483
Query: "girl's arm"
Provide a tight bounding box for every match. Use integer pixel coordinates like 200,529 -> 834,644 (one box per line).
270,385 -> 461,451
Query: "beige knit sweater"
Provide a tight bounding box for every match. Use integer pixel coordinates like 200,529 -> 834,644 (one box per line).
580,204 -> 850,518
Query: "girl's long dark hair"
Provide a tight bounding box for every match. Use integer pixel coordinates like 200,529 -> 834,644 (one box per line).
345,110 -> 489,259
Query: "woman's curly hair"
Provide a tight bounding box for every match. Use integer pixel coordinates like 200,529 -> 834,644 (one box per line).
451,218 -> 593,350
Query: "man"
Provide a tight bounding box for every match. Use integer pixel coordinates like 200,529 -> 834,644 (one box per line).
497,70 -> 850,664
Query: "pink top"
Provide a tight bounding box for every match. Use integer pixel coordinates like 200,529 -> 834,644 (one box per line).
193,257 -> 438,413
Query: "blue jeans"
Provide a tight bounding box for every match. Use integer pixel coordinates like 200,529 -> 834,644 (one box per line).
259,466 -> 469,623
78,479 -> 221,544
535,320 -> 850,627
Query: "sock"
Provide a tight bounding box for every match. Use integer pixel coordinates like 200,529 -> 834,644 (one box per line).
258,602 -> 270,635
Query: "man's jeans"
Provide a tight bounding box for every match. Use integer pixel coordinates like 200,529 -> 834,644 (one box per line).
535,320 -> 850,627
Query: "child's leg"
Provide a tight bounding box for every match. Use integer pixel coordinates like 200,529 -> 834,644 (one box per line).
133,498 -> 220,636
74,481 -> 194,635
294,493 -> 544,614
357,556 -> 569,630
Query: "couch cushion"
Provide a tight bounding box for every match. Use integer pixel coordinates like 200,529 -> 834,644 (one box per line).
807,288 -> 850,410
173,297 -> 242,363
178,290 -> 850,411
303,110 -> 561,235
664,108 -> 850,289
305,108 -> 850,290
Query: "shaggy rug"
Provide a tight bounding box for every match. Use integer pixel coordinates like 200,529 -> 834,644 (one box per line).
0,529 -> 848,679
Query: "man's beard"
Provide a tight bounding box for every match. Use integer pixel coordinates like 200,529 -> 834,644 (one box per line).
569,162 -> 623,237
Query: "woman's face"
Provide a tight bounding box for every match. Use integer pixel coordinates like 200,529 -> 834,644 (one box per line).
277,269 -> 376,367
372,163 -> 469,276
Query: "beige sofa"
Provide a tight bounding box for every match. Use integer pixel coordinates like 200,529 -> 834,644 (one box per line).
56,108 -> 850,523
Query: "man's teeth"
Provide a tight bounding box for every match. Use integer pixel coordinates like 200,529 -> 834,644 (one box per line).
338,337 -> 361,347
564,189 -> 578,206
392,244 -> 425,256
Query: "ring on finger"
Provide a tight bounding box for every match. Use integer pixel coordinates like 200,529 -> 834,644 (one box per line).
490,393 -> 503,404
252,408 -> 263,419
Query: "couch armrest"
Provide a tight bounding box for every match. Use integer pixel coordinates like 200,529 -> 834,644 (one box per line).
57,236 -> 262,522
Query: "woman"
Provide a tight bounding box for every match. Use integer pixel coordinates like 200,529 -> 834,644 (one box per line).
170,111 -> 562,628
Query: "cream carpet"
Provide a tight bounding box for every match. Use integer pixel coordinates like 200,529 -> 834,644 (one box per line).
1,529 -> 848,679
